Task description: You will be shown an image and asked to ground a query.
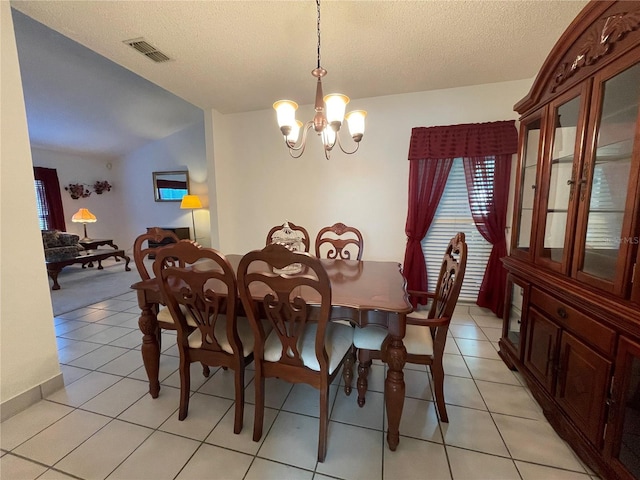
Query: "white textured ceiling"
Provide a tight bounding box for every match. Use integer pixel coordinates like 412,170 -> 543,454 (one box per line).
10,0 -> 589,157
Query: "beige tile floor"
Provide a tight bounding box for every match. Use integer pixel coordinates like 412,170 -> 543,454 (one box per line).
1,293 -> 601,479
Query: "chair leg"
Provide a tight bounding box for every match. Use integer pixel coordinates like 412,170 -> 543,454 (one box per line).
178,357 -> 191,421
357,360 -> 372,407
233,363 -> 245,434
431,362 -> 448,423
342,345 -> 355,396
253,366 -> 265,442
318,385 -> 329,462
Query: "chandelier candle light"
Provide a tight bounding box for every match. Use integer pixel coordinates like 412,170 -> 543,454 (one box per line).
180,194 -> 202,241
71,208 -> 97,242
273,0 -> 366,160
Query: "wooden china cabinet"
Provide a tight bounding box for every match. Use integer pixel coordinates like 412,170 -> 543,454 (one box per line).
499,1 -> 640,478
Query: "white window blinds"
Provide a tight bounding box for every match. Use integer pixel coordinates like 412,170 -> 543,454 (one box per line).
421,158 -> 493,301
34,179 -> 50,230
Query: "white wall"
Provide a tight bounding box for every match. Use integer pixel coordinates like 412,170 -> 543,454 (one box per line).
210,79 -> 532,261
120,120 -> 210,250
1,1 -> 61,404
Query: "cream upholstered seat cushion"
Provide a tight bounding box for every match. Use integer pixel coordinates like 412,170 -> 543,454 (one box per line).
156,305 -> 198,327
187,316 -> 269,356
263,322 -> 354,374
352,323 -> 434,356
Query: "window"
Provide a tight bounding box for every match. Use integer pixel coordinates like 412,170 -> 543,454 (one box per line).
33,167 -> 66,231
421,158 -> 492,301
35,179 -> 51,230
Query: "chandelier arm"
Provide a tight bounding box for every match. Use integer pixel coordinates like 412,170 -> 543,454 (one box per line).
335,132 -> 361,155
284,121 -> 315,158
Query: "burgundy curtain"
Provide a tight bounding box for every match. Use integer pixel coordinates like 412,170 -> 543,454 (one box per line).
33,167 -> 66,231
404,120 -> 517,311
403,158 -> 453,300
463,154 -> 512,318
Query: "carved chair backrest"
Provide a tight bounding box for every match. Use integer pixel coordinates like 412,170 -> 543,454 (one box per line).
133,227 -> 181,281
315,223 -> 364,261
265,221 -> 310,252
428,232 -> 468,322
153,240 -> 242,355
237,243 -> 332,372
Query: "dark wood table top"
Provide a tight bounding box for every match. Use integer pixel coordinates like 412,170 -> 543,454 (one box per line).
132,255 -> 412,316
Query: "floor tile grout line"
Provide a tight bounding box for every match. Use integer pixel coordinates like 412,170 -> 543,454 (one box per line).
3,450 -> 84,480
9,299 -> 587,477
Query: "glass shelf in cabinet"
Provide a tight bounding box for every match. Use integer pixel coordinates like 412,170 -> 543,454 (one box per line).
551,154 -> 575,164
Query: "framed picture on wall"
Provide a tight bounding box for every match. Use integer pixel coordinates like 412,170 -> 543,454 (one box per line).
152,171 -> 189,202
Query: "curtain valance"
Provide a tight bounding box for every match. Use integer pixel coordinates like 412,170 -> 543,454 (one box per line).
408,120 -> 518,160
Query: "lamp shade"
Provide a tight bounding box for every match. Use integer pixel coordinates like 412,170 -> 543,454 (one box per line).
273,100 -> 298,130
324,93 -> 349,125
346,110 -> 367,137
180,195 -> 202,209
71,208 -> 97,223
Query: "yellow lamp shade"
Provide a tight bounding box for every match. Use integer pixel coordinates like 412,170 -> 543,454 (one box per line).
180,195 -> 202,209
71,208 -> 97,223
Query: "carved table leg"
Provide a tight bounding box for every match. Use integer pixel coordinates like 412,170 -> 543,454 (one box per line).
138,302 -> 161,398
382,335 -> 406,451
47,268 -> 61,290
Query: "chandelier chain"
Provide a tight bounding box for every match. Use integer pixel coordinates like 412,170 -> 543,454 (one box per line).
316,0 -> 321,69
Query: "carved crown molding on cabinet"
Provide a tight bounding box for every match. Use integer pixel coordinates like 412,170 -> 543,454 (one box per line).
552,10 -> 640,92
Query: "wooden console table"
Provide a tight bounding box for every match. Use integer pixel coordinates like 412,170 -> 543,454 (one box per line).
46,248 -> 131,290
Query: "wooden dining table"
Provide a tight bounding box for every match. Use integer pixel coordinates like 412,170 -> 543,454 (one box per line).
131,254 -> 412,450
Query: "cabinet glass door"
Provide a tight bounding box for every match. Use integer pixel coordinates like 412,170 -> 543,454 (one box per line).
536,88 -> 587,273
574,60 -> 640,294
607,337 -> 640,479
512,114 -> 542,259
501,275 -> 528,361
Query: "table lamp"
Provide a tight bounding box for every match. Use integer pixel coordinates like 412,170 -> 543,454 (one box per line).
71,208 -> 97,242
180,194 -> 202,241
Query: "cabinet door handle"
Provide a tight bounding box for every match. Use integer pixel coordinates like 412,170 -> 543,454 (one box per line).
566,179 -> 575,186
557,307 -> 568,319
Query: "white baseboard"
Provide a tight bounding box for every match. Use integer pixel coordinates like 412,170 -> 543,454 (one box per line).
1,373 -> 64,422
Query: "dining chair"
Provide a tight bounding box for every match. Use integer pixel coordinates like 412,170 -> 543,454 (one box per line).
153,240 -> 256,432
314,222 -> 364,397
352,232 -> 467,422
237,243 -> 354,462
315,222 -> 364,261
133,228 -> 209,378
265,221 -> 310,252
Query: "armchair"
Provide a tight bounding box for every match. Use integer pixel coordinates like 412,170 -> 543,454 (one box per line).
41,230 -> 83,262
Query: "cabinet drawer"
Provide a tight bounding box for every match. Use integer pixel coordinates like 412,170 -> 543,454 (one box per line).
530,288 -> 615,356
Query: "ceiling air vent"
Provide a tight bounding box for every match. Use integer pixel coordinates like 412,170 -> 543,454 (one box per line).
124,38 -> 171,63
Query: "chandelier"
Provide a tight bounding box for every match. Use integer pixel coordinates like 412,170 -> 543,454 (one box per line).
273,0 -> 367,160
